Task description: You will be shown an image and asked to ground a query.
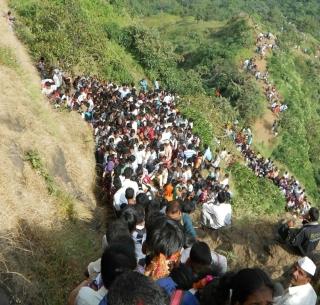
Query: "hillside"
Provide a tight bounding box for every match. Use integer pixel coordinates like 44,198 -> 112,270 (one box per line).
0,0 -> 102,304
1,0 -> 320,303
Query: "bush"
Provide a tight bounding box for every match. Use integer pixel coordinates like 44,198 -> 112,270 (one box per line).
230,163 -> 286,216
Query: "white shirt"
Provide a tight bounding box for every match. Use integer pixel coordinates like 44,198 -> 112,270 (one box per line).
202,203 -> 232,229
53,73 -> 62,88
113,186 -> 128,211
122,179 -> 139,196
76,286 -> 107,305
274,283 -> 317,305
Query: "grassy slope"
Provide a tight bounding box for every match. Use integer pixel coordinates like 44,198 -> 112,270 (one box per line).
0,2 -> 102,304
9,0 -> 288,216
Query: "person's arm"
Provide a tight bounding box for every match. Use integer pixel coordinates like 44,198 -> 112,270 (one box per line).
182,213 -> 197,238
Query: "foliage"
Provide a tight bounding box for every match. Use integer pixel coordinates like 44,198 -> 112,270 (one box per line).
230,163 -> 286,216
268,51 -> 320,198
25,150 -> 75,219
10,0 -> 140,83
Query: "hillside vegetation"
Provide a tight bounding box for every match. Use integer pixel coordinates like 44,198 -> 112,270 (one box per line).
10,0 -> 320,204
0,1 -> 101,303
2,0 -> 320,303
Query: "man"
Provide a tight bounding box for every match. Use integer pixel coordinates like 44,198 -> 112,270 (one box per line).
278,207 -> 320,256
68,242 -> 137,305
201,192 -> 232,230
275,256 -> 317,305
108,271 -> 169,305
166,201 -> 197,238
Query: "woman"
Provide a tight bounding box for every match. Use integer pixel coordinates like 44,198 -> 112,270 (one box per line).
144,217 -> 184,280
201,268 -> 274,305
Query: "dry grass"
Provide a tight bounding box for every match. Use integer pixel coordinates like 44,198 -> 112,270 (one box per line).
0,0 -> 102,303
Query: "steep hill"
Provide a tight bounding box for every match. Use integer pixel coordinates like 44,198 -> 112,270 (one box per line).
0,0 -> 102,304
1,0 -> 320,303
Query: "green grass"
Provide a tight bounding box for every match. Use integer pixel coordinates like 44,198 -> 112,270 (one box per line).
25,150 -> 75,219
230,163 -> 286,216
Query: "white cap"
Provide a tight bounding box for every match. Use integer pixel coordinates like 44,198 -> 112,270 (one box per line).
297,256 -> 316,276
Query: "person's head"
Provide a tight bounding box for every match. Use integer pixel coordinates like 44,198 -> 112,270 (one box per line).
166,201 -> 182,221
125,187 -> 135,201
201,268 -> 274,305
108,271 -> 169,305
105,219 -> 131,245
181,200 -> 195,214
217,191 -> 227,204
123,167 -> 133,179
290,256 -> 316,286
121,206 -> 138,232
189,241 -> 212,276
145,216 -> 184,257
100,243 -> 137,289
308,207 -> 319,222
170,264 -> 195,290
136,193 -> 150,208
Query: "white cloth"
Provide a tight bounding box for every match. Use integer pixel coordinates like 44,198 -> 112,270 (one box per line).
122,179 -> 139,195
274,283 -> 317,305
113,186 -> 128,211
76,286 -> 107,305
201,202 -> 232,229
298,257 -> 316,276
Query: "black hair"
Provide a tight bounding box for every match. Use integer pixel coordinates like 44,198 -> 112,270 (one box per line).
123,167 -> 133,179
201,268 -> 274,305
134,204 -> 145,224
146,217 -> 184,257
217,191 -> 227,204
106,219 -> 131,244
136,193 -> 150,208
170,264 -> 195,290
309,207 -> 319,221
190,241 -> 212,266
100,243 -> 137,289
181,200 -> 195,214
125,187 -> 135,200
120,206 -> 138,232
108,271 -> 169,305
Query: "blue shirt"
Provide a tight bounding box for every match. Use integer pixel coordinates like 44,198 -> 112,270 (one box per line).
156,277 -> 199,305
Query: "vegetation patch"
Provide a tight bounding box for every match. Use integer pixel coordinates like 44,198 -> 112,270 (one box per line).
25,150 -> 75,219
0,46 -> 18,70
230,163 -> 286,216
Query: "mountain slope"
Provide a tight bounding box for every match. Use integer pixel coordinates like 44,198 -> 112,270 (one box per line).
0,1 -> 101,303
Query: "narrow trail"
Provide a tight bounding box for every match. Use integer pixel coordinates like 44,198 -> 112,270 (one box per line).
244,34 -> 284,148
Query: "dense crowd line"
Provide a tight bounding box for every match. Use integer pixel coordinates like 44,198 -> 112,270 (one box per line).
243,32 -> 287,134
37,59 -> 319,305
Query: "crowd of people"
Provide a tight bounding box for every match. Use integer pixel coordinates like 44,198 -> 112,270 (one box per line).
244,32 -> 288,121
36,58 -> 320,305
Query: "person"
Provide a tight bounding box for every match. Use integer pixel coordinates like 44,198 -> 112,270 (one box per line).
201,192 -> 232,230
203,144 -> 212,165
181,241 -> 228,277
157,264 -> 199,305
278,207 -> 320,255
274,257 -> 317,305
144,216 -> 184,280
201,268 -> 275,305
108,271 -> 169,305
69,242 -> 137,305
166,201 -> 197,239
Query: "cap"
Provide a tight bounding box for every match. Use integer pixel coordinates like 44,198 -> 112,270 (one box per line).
298,256 -> 316,276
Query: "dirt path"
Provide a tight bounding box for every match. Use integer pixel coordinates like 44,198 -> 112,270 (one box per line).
252,109 -> 277,146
